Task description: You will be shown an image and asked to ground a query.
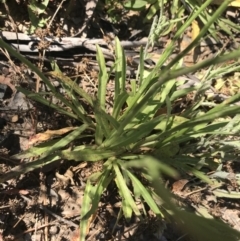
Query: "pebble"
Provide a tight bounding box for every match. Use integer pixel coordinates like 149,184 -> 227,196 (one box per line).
49,226 -> 59,235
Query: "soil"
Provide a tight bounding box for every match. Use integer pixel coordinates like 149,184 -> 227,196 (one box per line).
0,1 -> 240,241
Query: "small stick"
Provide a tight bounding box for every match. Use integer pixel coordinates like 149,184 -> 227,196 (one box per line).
15,222 -> 56,239
2,0 -> 19,52
47,0 -> 66,30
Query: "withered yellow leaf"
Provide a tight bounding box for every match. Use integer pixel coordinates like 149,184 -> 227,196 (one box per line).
29,127 -> 78,146
192,20 -> 200,41
212,0 -> 240,7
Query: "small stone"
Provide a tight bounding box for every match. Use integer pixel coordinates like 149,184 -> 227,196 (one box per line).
11,115 -> 18,123
49,225 -> 59,235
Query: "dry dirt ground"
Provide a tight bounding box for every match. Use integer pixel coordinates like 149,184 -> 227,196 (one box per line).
0,1 -> 240,240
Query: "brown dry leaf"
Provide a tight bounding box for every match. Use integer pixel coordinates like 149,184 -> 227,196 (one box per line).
222,209 -> 240,231
3,188 -> 29,195
86,212 -> 98,235
70,229 -> 80,241
172,179 -> 189,195
28,126 -> 77,146
0,75 -> 16,93
18,189 -> 30,195
70,213 -> 97,241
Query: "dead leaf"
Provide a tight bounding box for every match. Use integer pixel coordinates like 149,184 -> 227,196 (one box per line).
0,75 -> 16,93
212,0 -> 240,7
3,188 -> 29,195
18,189 -> 30,195
28,126 -> 77,146
172,179 -> 189,194
70,229 -> 80,241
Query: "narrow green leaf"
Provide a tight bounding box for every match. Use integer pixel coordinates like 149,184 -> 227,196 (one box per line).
98,110 -> 120,130
160,79 -> 175,105
80,180 -> 93,241
94,101 -> 106,144
96,45 -> 108,111
60,148 -> 123,162
106,119 -> 160,148
13,125 -> 89,160
112,91 -> 129,120
50,63 -> 91,123
174,209 -> 240,241
124,156 -> 178,179
47,71 -> 93,106
115,37 -> 126,93
90,167 -> 114,213
12,139 -> 60,159
126,170 -> 163,217
112,37 -> 126,119
145,1 -> 160,21
114,170 -> 133,220
93,100 -> 116,145
43,124 -> 89,157
152,177 -> 240,241
0,153 -> 61,183
220,141 -> 240,149
213,189 -> 240,199
156,105 -> 240,147
190,169 -> 212,184
138,46 -> 144,86
80,166 -> 114,241
17,87 -> 79,120
170,87 -> 196,101
124,0 -> 147,10
166,0 -> 231,70
114,163 -> 141,218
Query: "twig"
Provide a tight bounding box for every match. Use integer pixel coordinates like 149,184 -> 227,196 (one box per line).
36,0 -> 66,94
34,215 -> 38,241
183,187 -> 207,197
15,222 -> 56,239
176,233 -> 188,241
48,0 -> 66,30
73,0 -> 98,37
39,172 -> 49,241
2,1 -> 19,52
13,215 -> 25,228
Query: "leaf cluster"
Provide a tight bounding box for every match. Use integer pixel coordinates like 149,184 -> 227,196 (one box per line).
27,0 -> 50,33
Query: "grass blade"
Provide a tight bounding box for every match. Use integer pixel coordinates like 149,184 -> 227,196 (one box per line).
80,180 -> 93,241
96,45 -> 108,111
18,87 -> 79,120
14,124 -> 89,160
0,153 -> 61,183
112,37 -> 127,119
47,71 -> 93,106
114,163 -> 141,218
12,139 -> 60,159
60,148 -> 123,162
126,170 -> 163,217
